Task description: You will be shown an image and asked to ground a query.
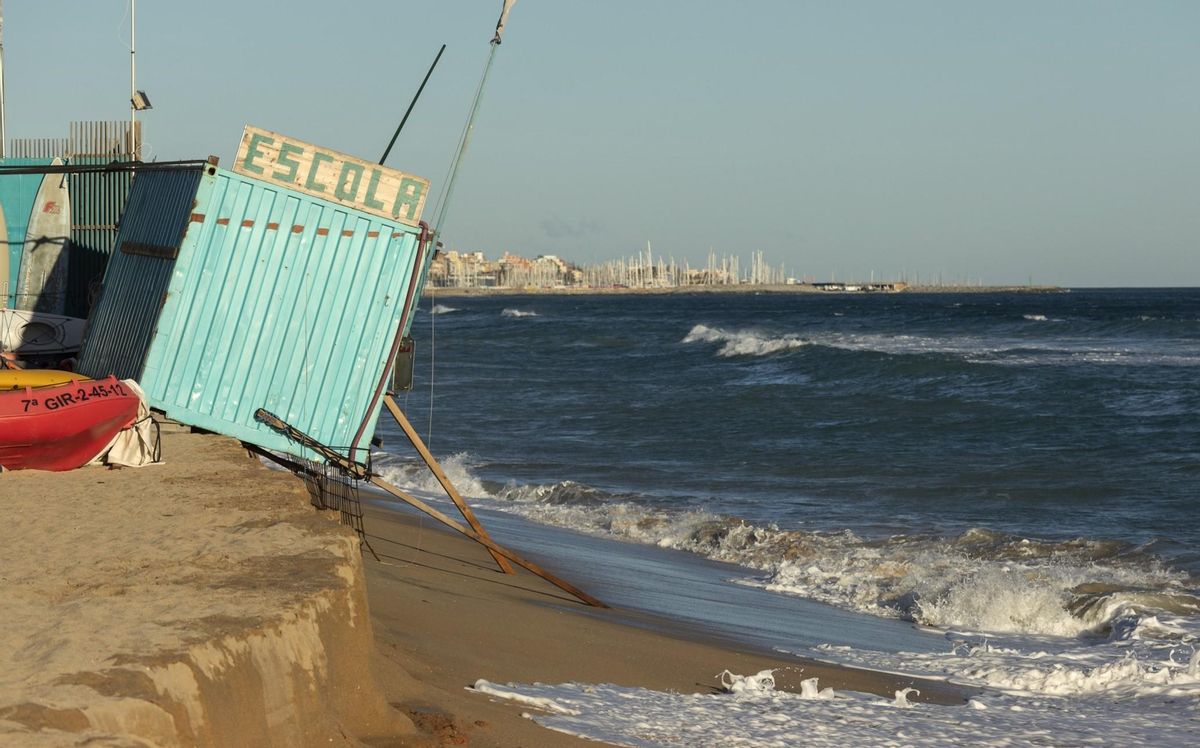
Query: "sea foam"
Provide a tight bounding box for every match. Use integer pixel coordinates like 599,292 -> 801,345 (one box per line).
374,454 -> 1194,644
682,324 -> 809,357
470,670 -> 1199,747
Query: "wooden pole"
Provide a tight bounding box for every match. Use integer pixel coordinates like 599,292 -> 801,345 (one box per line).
252,408 -> 603,607
367,474 -> 607,608
383,394 -> 514,574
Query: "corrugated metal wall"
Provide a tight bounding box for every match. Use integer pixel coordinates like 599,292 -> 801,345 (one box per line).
65,123 -> 138,318
77,167 -> 205,379
83,166 -> 425,461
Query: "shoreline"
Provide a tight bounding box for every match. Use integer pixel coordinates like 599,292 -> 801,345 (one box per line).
361,501 -> 973,746
424,283 -> 1064,297
1,429 -> 973,746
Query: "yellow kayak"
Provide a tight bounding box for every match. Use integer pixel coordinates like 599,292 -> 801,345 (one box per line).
0,369 -> 91,390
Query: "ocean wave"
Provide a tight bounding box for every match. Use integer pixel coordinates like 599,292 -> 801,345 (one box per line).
502,308 -> 539,318
372,451 -> 492,499
431,303 -> 459,315
682,324 -> 809,357
373,452 -> 1195,641
683,323 -> 1200,367
1022,313 -> 1061,322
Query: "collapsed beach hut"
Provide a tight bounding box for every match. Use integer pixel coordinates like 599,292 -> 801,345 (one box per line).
77,125 -> 603,607
78,127 -> 429,465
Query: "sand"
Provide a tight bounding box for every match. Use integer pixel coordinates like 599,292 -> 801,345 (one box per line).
1,428 -> 968,746
361,504 -> 971,747
0,428 -> 408,746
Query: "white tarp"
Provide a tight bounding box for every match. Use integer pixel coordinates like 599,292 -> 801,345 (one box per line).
89,379 -> 162,468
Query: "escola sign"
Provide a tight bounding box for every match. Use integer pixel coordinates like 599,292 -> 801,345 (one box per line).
233,125 -> 430,226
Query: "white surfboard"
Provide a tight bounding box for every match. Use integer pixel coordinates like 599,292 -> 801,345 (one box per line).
17,158 -> 71,314
0,200 -> 9,309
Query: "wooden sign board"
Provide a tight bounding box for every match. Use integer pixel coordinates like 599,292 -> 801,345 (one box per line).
233,125 -> 430,227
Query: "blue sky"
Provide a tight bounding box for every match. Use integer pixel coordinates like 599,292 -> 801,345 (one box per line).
5,1 -> 1197,286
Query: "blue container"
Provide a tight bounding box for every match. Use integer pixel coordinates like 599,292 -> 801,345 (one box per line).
79,164 -> 430,461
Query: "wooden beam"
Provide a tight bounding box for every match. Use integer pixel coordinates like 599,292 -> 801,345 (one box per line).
251,407 -> 602,606
367,474 -> 607,608
383,395 -> 514,574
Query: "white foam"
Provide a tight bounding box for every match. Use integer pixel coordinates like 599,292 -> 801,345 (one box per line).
372,452 -> 491,500
682,324 -> 809,357
681,323 -> 1200,367
470,679 -> 579,715
430,303 -> 458,314
502,308 -> 539,318
413,458 -> 1193,647
370,450 -> 1200,714
470,671 -> 1200,747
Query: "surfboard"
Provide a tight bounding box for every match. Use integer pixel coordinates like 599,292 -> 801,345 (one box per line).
17,158 -> 71,314
0,200 -> 8,309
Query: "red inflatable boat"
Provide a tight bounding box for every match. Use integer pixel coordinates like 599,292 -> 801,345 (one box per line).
0,376 -> 141,471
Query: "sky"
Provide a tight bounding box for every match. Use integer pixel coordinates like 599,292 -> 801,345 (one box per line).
3,1 -> 1197,286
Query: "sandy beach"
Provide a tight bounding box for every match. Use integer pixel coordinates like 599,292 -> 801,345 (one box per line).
0,427 -> 966,746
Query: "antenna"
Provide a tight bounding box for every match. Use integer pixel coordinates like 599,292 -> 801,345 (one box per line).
1,0 -> 6,159
128,1 -> 152,157
130,0 -> 136,156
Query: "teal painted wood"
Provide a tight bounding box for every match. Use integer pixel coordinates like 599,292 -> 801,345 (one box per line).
77,167 -> 204,379
137,167 -> 425,461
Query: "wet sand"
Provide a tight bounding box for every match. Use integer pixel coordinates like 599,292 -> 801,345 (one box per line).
362,503 -> 972,747
0,428 -> 969,746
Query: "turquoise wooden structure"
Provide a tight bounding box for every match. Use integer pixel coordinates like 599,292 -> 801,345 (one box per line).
79,163 -> 430,462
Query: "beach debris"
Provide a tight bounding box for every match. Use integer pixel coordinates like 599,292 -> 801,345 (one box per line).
718,669 -> 777,694
800,677 -> 836,700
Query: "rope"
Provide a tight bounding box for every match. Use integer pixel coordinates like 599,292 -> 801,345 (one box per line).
427,283 -> 436,448
422,39 -> 502,447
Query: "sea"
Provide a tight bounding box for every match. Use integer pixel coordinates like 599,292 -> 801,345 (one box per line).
371,288 -> 1200,746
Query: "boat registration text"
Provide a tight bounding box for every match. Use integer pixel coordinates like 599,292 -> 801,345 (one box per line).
20,382 -> 130,412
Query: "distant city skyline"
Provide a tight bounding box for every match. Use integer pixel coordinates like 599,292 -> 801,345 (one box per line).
4,1 -> 1197,286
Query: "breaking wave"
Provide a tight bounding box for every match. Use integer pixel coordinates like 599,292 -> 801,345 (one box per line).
682,323 -> 1200,367
682,324 -> 809,357
371,453 -> 1197,644
502,308 -> 539,318
431,303 -> 459,315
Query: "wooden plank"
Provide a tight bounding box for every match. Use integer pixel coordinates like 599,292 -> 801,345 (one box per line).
251,407 -> 604,607
233,125 -> 429,226
384,395 -> 515,574
368,475 -> 608,608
